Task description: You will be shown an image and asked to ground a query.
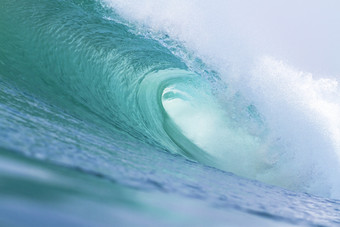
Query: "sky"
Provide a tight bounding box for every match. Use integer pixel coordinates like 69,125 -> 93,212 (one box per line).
222,0 -> 340,77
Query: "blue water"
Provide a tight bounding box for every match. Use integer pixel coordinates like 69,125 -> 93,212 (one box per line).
0,0 -> 340,226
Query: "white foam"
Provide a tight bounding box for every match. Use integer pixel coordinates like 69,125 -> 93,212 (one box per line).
246,57 -> 340,197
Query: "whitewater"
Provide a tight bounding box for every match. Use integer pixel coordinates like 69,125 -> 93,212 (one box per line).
0,0 -> 339,226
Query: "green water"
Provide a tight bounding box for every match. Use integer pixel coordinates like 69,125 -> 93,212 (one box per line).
0,0 -> 340,226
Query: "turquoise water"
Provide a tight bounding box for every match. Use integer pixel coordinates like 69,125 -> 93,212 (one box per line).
0,0 -> 340,226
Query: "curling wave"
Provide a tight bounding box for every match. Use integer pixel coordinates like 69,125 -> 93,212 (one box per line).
1,0 -> 340,198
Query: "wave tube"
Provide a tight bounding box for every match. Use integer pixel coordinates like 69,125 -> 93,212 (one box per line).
103,0 -> 340,198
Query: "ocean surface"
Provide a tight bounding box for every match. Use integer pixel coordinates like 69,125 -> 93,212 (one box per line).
1,0 -> 340,226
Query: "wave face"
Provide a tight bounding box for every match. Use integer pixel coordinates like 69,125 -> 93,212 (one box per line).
1,0 -> 340,207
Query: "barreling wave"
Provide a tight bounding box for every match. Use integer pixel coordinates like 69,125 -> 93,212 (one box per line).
1,0 -> 340,198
